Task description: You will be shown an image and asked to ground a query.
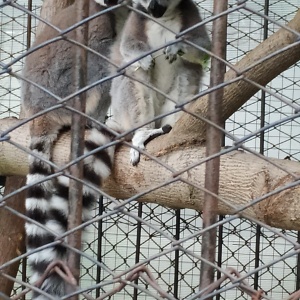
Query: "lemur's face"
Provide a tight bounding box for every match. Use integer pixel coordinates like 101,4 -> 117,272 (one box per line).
139,0 -> 181,18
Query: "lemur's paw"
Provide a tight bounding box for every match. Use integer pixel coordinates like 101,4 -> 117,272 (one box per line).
130,126 -> 172,166
130,148 -> 142,166
138,55 -> 155,71
130,129 -> 148,166
164,44 -> 184,63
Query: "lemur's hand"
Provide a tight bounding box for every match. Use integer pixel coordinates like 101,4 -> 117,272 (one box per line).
132,55 -> 155,71
140,55 -> 155,70
130,125 -> 172,166
164,44 -> 185,63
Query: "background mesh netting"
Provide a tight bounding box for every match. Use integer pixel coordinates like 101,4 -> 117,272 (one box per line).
0,0 -> 300,299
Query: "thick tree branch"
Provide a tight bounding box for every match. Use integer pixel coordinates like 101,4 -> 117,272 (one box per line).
1,118 -> 300,231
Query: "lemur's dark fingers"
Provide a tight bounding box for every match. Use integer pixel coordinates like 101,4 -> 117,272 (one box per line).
162,124 -> 172,133
144,125 -> 172,146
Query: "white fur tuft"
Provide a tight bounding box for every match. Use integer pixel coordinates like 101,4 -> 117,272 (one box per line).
87,128 -> 110,146
26,197 -> 49,212
93,159 -> 111,179
49,195 -> 69,216
94,0 -> 107,6
25,223 -> 50,237
27,247 -> 58,265
57,175 -> 69,187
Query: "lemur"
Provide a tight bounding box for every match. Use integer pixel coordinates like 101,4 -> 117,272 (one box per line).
22,0 -> 130,298
107,0 -> 211,165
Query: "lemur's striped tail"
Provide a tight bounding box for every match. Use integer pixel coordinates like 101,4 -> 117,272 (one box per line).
25,128 -> 114,299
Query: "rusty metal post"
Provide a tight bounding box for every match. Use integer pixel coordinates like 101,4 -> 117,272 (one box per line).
200,0 -> 228,298
66,0 -> 89,297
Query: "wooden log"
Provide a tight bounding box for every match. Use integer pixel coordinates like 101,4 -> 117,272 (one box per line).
1,118 -> 300,231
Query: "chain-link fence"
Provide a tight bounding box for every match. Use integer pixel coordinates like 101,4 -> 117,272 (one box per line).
0,0 -> 300,299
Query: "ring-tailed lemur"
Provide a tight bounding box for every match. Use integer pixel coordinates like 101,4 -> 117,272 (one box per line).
22,0 -> 130,298
107,0 -> 211,165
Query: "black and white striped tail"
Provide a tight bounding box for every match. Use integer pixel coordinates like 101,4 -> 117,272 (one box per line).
25,128 -> 114,299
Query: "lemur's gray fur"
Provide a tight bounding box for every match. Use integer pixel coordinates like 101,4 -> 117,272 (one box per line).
22,0 -> 130,298
107,0 -> 211,165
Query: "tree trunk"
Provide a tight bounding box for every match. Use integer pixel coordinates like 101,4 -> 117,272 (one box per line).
0,177 -> 26,295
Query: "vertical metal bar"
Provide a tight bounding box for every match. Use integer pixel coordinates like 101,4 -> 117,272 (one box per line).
133,203 -> 143,300
21,258 -> 26,300
254,0 -> 269,290
26,0 -> 32,50
296,232 -> 300,291
216,15 -> 227,296
215,215 -> 224,300
0,177 -> 6,186
66,0 -> 89,297
173,209 -> 180,299
199,0 -> 227,297
254,225 -> 261,290
259,0 -> 269,156
21,1 -> 33,296
96,196 -> 104,298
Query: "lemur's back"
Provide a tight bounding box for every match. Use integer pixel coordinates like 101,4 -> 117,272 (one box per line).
22,1 -> 116,124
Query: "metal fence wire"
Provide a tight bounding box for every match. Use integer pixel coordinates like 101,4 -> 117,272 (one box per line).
0,0 -> 300,299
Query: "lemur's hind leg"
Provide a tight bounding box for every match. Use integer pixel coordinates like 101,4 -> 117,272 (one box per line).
130,124 -> 172,166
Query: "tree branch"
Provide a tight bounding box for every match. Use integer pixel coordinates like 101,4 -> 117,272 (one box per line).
1,118 -> 300,231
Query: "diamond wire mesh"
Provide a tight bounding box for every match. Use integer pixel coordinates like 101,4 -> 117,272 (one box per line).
0,0 -> 300,299
0,1 -> 40,118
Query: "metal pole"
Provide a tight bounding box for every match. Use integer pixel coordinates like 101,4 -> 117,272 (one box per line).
133,203 -> 143,300
254,0 -> 269,290
215,215 -> 224,300
174,209 -> 181,299
199,0 -> 228,298
96,196 -> 104,298
66,0 -> 89,297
